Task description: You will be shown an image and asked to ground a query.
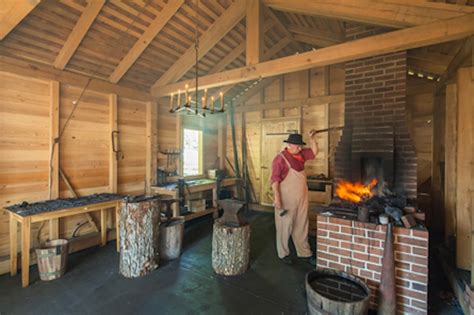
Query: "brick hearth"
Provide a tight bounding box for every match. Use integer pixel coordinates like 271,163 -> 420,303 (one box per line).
317,215 -> 429,314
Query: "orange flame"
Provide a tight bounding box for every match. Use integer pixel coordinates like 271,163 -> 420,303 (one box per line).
336,178 -> 377,203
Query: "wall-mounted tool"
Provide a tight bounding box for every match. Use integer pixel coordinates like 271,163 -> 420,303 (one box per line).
309,126 -> 344,135
111,130 -> 122,160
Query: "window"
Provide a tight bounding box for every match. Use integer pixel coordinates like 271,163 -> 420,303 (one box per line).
183,128 -> 202,176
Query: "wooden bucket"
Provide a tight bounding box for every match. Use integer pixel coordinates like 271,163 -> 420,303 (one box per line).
159,216 -> 185,260
35,239 -> 69,281
305,269 -> 370,315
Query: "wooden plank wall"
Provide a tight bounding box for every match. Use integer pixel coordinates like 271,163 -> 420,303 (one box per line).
0,71 -> 149,276
227,65 -> 345,204
406,76 -> 434,187
118,98 -> 146,195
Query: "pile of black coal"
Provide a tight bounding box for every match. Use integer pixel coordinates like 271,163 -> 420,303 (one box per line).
6,193 -> 123,216
328,187 -> 424,228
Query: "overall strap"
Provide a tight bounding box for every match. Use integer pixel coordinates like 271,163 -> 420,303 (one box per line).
279,153 -> 292,169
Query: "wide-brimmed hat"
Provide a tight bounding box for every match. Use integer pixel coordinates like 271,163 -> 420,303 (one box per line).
283,133 -> 306,145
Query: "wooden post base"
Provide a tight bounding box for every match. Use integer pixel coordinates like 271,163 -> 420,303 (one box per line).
211,219 -> 250,276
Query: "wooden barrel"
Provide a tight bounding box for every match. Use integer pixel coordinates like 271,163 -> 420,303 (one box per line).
119,196 -> 160,278
35,239 -> 69,281
305,269 -> 370,315
211,219 -> 250,276
159,216 -> 185,260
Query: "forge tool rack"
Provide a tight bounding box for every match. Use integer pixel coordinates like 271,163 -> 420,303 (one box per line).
5,193 -> 123,288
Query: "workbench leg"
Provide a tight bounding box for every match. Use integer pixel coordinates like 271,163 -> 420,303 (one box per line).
21,218 -> 31,288
172,191 -> 179,217
100,209 -> 107,246
115,206 -> 120,252
9,215 -> 17,276
49,218 -> 59,240
212,188 -> 219,219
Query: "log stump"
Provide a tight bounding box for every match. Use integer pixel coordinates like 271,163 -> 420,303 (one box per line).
211,219 -> 250,276
119,196 -> 160,278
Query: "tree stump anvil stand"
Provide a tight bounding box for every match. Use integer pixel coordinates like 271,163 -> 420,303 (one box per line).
119,196 -> 160,278
212,200 -> 250,276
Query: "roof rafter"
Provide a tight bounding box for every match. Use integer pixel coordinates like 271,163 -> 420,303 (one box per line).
54,0 -> 105,70
288,25 -> 344,47
109,0 -> 184,84
152,13 -> 474,97
152,0 -> 246,89
0,0 -> 39,40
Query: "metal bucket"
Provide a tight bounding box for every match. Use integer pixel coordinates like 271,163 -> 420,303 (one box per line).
306,268 -> 370,315
35,239 -> 69,281
159,216 -> 185,260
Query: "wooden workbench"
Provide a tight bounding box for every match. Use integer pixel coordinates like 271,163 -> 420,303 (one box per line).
5,198 -> 121,288
150,177 -> 237,221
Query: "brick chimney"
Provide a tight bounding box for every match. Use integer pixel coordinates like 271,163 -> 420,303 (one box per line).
334,24 -> 417,199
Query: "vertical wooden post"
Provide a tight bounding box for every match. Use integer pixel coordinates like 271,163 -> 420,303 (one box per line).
444,84 -> 457,244
218,116 -> 226,170
9,214 -> 17,276
100,209 -> 107,246
146,101 -> 157,195
49,81 -> 60,240
109,94 -> 118,234
455,67 -> 473,271
432,92 -> 445,233
109,94 -> 118,194
21,217 -> 31,288
246,0 -> 263,66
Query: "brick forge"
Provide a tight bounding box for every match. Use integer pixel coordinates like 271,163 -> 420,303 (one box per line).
317,215 -> 429,314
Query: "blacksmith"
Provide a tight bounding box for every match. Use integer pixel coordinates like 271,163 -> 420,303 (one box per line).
271,131 -> 318,265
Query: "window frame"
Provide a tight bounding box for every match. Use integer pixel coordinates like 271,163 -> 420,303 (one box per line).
181,127 -> 203,178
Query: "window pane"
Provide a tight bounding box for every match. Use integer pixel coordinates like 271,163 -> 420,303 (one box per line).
183,129 -> 201,176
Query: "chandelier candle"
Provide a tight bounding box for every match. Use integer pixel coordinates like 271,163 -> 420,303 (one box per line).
220,92 -> 223,111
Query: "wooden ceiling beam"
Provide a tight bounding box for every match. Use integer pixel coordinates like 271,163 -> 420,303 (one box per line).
0,55 -> 151,101
152,0 -> 246,89
108,0 -> 184,83
0,0 -> 40,40
246,0 -> 264,65
54,0 -> 105,70
435,36 -> 473,91
264,0 -> 474,28
152,13 -> 474,97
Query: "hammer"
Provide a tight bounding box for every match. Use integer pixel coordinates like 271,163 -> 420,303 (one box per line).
266,192 -> 288,217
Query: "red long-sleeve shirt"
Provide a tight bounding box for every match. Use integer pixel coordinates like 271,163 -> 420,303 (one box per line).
271,148 -> 315,184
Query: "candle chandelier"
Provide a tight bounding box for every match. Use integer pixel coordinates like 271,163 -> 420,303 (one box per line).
168,0 -> 226,117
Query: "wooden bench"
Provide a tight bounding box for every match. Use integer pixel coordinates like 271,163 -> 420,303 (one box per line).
5,198 -> 121,288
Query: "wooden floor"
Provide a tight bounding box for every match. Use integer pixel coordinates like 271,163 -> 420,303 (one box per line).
0,211 -> 463,314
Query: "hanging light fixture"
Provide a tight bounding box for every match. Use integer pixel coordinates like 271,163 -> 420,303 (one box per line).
169,0 -> 226,117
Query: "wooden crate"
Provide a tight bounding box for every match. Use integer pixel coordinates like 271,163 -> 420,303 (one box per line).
187,199 -> 206,212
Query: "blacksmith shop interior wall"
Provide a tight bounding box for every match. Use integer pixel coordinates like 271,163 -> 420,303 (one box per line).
226,66 -> 345,204
0,71 -> 149,276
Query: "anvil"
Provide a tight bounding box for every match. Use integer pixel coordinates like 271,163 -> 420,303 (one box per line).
218,199 -> 247,227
